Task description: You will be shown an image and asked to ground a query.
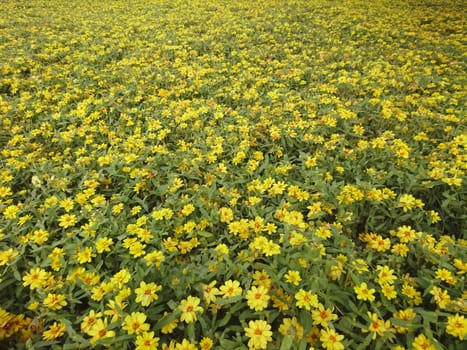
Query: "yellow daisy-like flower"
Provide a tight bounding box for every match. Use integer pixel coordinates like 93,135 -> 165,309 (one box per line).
412,334 -> 436,350
43,293 -> 67,310
319,328 -> 344,350
295,289 -> 319,310
354,282 -> 376,302
88,318 -> 115,345
278,317 -> 304,341
178,296 -> 203,323
219,279 -> 243,298
446,313 -> 466,340
42,322 -> 66,341
311,304 -> 338,328
244,320 -> 273,350
135,281 -> 162,307
245,285 -> 270,311
284,270 -> 302,286
58,213 -> 78,228
135,331 -> 160,350
122,312 -> 150,335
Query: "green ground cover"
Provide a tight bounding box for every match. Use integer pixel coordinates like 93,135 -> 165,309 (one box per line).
0,0 -> 465,349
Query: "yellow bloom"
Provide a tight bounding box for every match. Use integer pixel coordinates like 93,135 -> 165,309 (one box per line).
122,312 -> 150,335
201,280 -> 220,304
4,205 -> 20,219
161,311 -> 178,334
319,328 -> 344,350
311,304 -> 338,328
135,281 -> 162,307
295,289 -> 319,310
199,337 -> 214,350
43,293 -> 67,310
219,207 -> 234,223
81,310 -> 102,334
278,317 -> 304,341
375,265 -> 397,286
365,312 -> 393,339
0,248 -> 19,266
58,213 -> 78,228
446,313 -> 466,340
135,331 -> 160,350
42,322 -> 66,341
354,282 -> 376,302
220,279 -> 243,298
430,286 -> 451,309
284,270 -> 302,285
95,237 -> 113,253
412,334 -> 436,350
245,285 -> 270,311
174,339 -> 197,350
88,318 -> 115,345
178,296 -> 203,323
244,320 -> 273,350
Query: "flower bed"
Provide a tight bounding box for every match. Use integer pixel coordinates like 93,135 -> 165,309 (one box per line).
0,0 -> 465,349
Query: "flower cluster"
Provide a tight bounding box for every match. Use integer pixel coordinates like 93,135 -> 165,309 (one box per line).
0,0 -> 465,349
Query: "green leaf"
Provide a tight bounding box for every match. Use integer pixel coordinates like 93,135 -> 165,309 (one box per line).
280,335 -> 293,350
154,310 -> 180,331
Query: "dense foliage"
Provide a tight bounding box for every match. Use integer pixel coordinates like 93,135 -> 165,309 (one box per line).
0,0 -> 465,349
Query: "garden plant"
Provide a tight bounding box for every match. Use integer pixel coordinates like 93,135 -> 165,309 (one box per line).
0,0 -> 465,349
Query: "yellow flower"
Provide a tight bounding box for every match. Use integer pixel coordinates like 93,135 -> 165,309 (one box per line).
252,270 -> 273,289
135,281 -> 162,307
412,334 -> 436,350
365,312 -> 393,339
319,328 -> 344,350
58,213 -> 78,228
311,304 -> 338,328
174,339 -> 197,350
122,312 -> 150,335
430,286 -> 451,309
95,237 -> 113,253
201,280 -> 220,304
0,248 -> 19,266
219,207 -> 234,223
381,283 -> 397,300
181,203 -> 195,216
220,279 -> 243,298
245,285 -> 270,311
354,282 -> 376,302
244,320 -> 273,350
284,270 -> 302,285
76,246 -> 95,264
42,322 -> 66,341
3,205 -> 20,219
178,296 -> 203,323
81,310 -> 102,334
295,289 -> 319,310
135,331 -> 160,350
375,265 -> 397,286
278,317 -> 304,341
446,313 -> 466,340
43,293 -> 67,310
88,318 -> 115,345
199,337 -> 214,350
435,268 -> 457,285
